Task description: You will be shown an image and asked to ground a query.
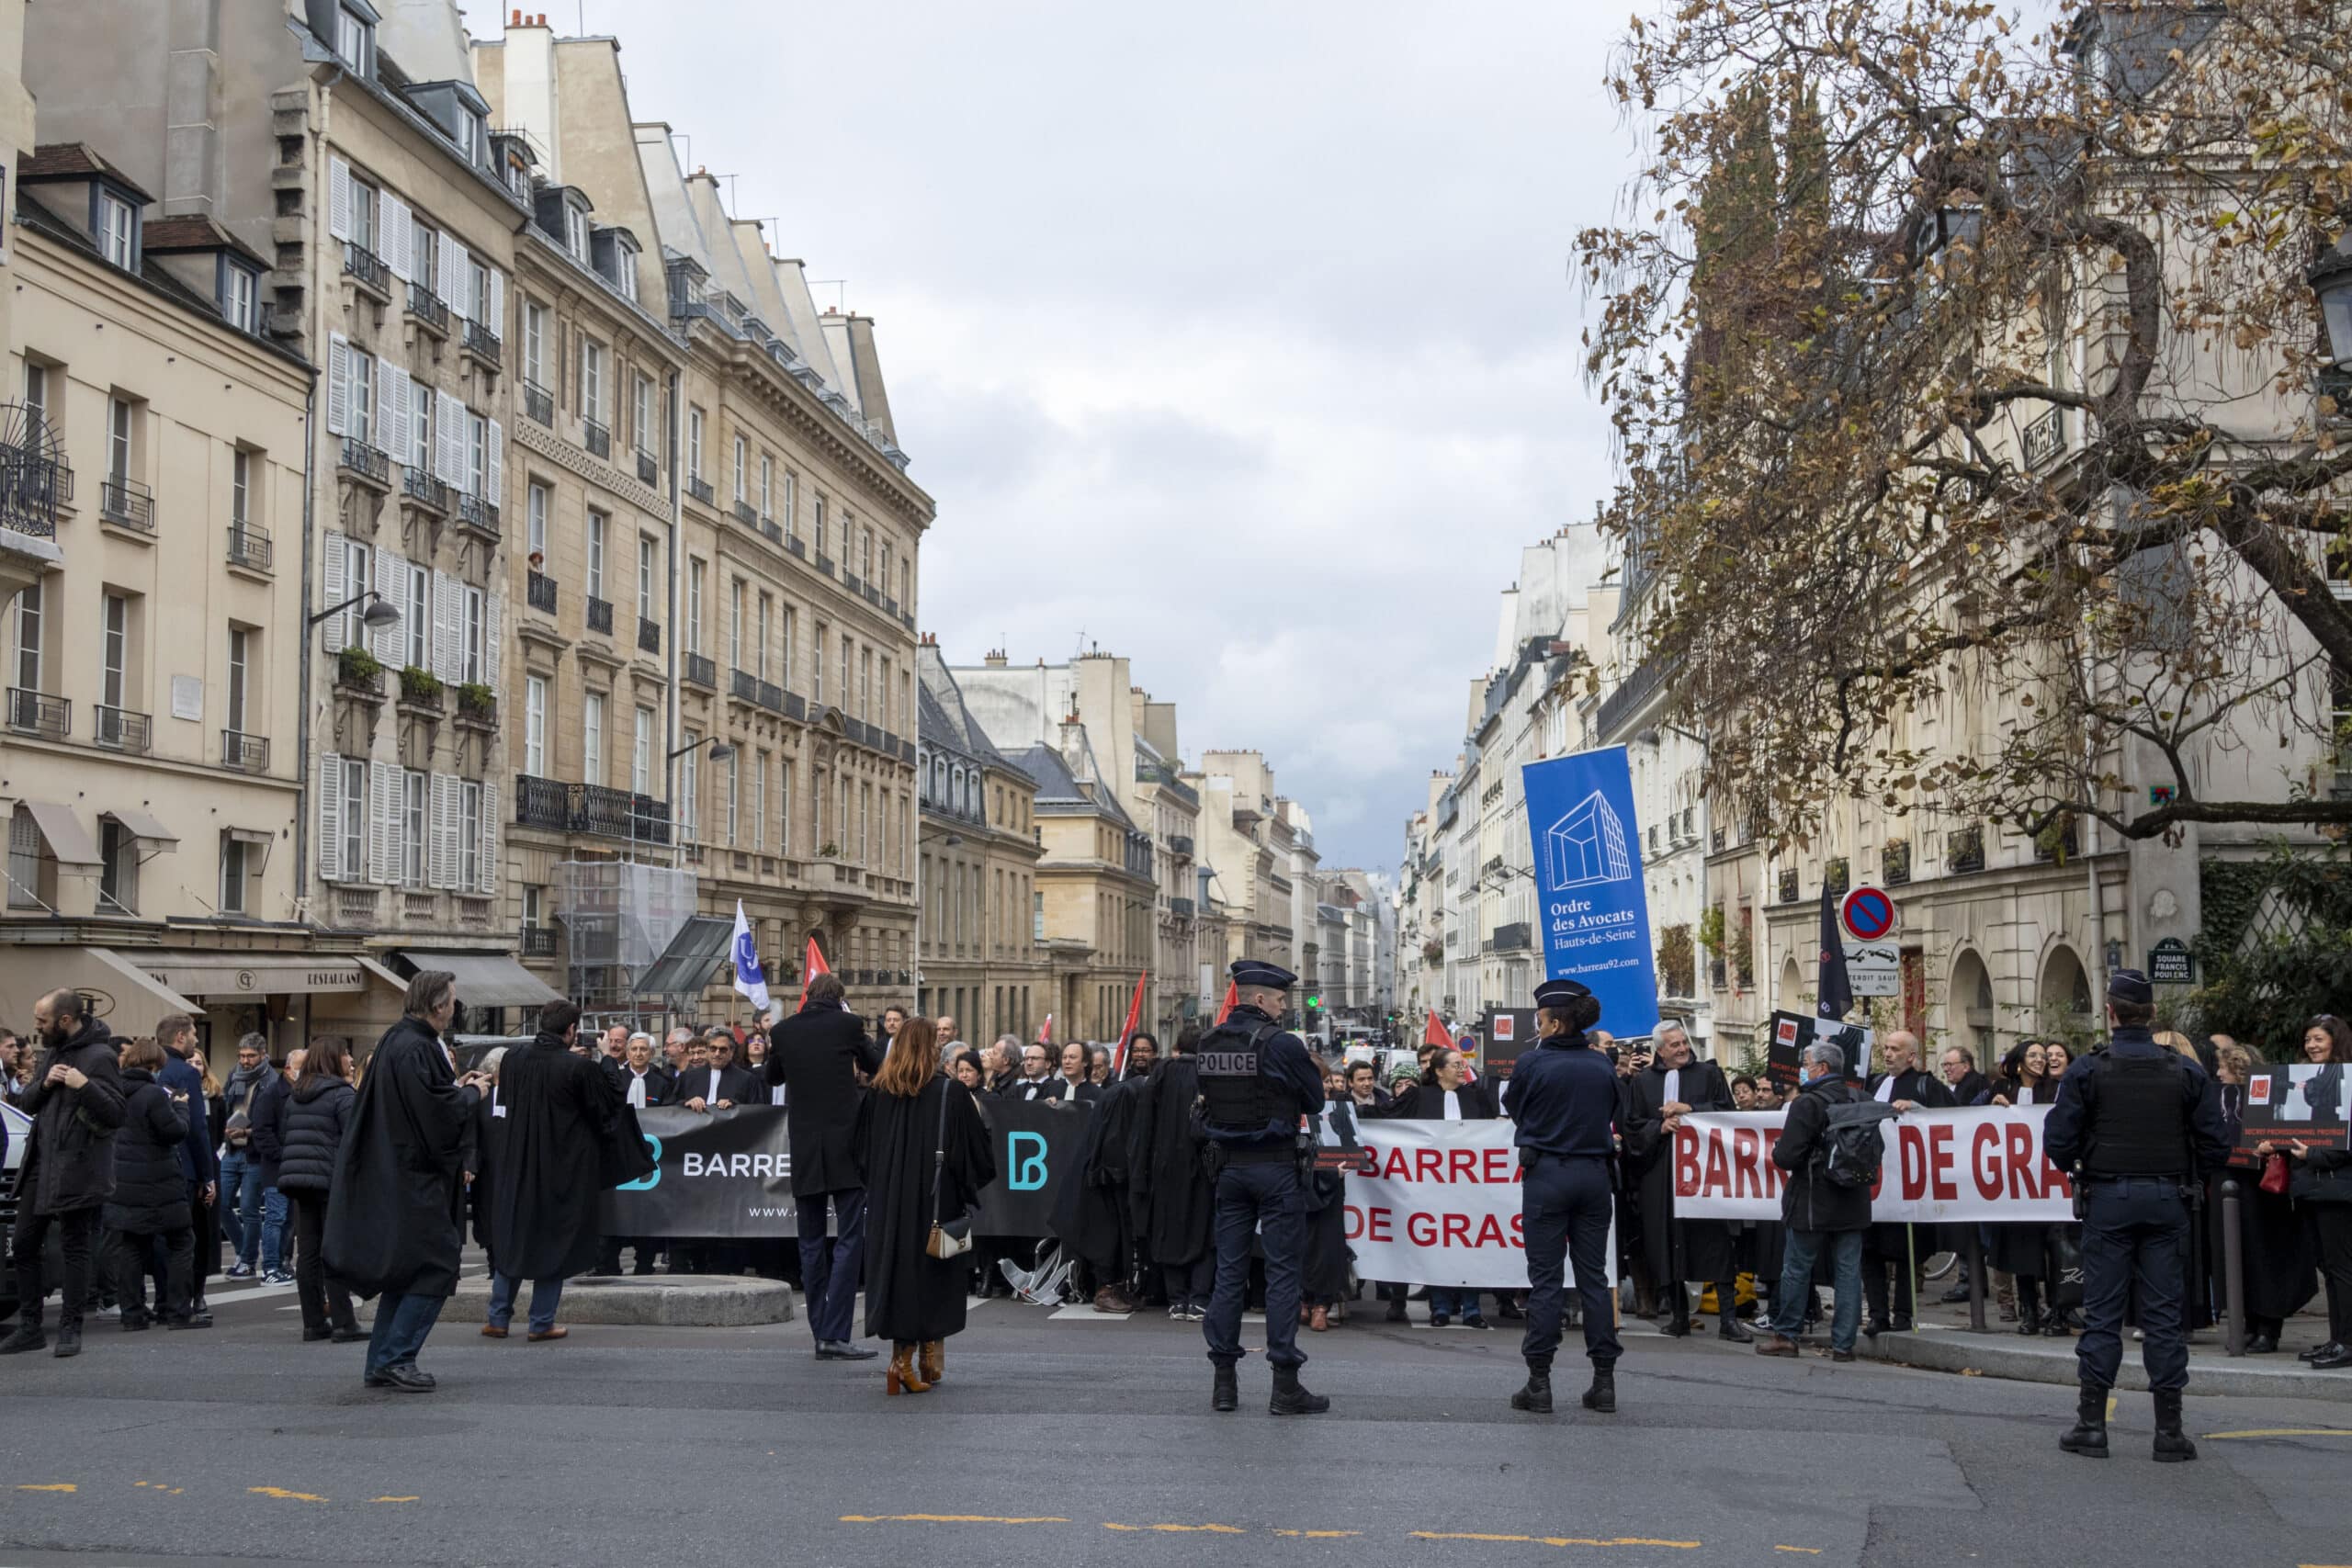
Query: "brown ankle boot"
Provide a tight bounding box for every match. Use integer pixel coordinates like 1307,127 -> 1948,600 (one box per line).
920,1339 -> 944,1383
885,1341 -> 932,1395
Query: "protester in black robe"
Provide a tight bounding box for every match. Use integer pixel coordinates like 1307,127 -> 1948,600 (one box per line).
1302,1088 -> 1355,1330
1861,1032 -> 1951,1335
324,971 -> 481,1393
1051,1077 -> 1144,1313
1622,1026 -> 1749,1339
483,1003 -> 638,1340
1130,1031 -> 1214,1319
2219,1043 -> 2319,1351
1977,1043 -> 2062,1332
854,1020 -> 995,1393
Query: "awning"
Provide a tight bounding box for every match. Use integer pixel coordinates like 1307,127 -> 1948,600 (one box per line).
23,801 -> 100,867
121,950 -> 373,998
631,915 -> 733,998
392,949 -> 565,1009
0,947 -> 203,1026
102,808 -> 178,850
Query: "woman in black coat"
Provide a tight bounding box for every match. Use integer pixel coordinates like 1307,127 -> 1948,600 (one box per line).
1976,1041 -> 2060,1333
276,1039 -> 360,1341
103,1037 -> 198,1331
1385,1048 -> 1497,1327
2275,1017 -> 2351,1368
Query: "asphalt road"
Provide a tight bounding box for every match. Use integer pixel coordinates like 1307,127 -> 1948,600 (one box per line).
1,1281 -> 2346,1568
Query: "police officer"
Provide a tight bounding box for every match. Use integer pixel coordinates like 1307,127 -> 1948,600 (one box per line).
1196,959 -> 1329,1415
2043,969 -> 2229,1462
1499,978 -> 1623,1415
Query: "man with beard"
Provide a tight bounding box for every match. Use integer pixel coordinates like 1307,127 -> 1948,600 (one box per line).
153,1013 -> 217,1325
677,1026 -> 760,1111
1133,1028 -> 1215,1319
1622,1021 -> 1750,1341
763,972 -> 885,1360
482,1002 -> 639,1341
1862,1031 -> 1949,1335
0,991 -> 127,1358
324,971 -> 485,1393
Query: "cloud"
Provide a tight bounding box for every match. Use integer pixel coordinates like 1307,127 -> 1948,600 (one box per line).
529,0 -> 1627,871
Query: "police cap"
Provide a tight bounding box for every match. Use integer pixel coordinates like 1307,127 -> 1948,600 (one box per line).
1533,977 -> 1593,1011
1229,959 -> 1296,991
2108,968 -> 2154,1006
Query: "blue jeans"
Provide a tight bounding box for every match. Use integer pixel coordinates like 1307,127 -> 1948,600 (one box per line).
218,1150 -> 255,1256
1204,1160 -> 1306,1371
256,1186 -> 288,1272
487,1274 -> 563,1335
366,1290 -> 447,1376
796,1187 -> 866,1344
1429,1287 -> 1480,1320
1770,1229 -> 1864,1351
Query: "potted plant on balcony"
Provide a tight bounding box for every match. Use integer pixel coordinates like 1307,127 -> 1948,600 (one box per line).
399,665 -> 443,707
1420,938 -> 1444,966
457,682 -> 497,722
335,645 -> 384,696
818,841 -> 840,859
1883,836 -> 1912,885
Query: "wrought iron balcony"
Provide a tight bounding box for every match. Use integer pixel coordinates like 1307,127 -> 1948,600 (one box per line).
586,595 -> 614,636
1169,896 -> 1195,919
343,242 -> 390,297
523,381 -> 554,426
734,499 -> 757,528
520,924 -> 558,958
526,570 -> 559,615
1168,834 -> 1194,859
7,688 -> 68,739
1948,825 -> 1985,875
815,553 -> 834,576
0,433 -> 65,539
1883,840 -> 1913,886
226,524 -> 272,572
462,321 -> 502,367
101,476 -> 155,531
338,439 -> 388,487
401,467 -> 448,513
843,570 -> 863,594
1493,920 -> 1532,953
584,420 -> 610,460
2031,818 -> 2081,863
1593,656 -> 1671,741
513,773 -> 672,845
758,679 -> 785,714
638,618 -> 661,655
2021,406 -> 2066,470
685,475 -> 716,507
406,280 -> 449,333
730,666 -> 760,704
456,492 -> 499,536
94,705 -> 150,754
1824,857 -> 1850,897
220,729 -> 269,773
1777,869 -> 1800,905
637,450 -> 658,487
684,652 -> 717,690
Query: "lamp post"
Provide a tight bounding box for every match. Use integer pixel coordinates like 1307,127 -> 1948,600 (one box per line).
2312,241 -> 2352,367
662,735 -> 733,867
307,589 -> 401,631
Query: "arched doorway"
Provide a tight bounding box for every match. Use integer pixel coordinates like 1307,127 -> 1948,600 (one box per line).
2039,945 -> 2093,1044
1950,949 -> 1996,1065
1778,955 -> 1804,1013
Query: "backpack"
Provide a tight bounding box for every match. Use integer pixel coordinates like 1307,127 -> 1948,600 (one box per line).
1818,1099 -> 1898,1189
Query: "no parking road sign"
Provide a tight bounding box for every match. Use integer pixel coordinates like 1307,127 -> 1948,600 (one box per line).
1840,886 -> 1897,942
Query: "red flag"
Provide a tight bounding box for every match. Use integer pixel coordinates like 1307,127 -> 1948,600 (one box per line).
1036,1012 -> 1054,1045
797,936 -> 831,1010
1215,981 -> 1238,1025
1423,1009 -> 1452,1048
1111,972 -> 1148,1078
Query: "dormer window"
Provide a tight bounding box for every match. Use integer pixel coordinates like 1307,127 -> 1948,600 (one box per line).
96,190 -> 136,268
460,110 -> 488,169
564,202 -> 588,262
335,6 -> 373,73
221,262 -> 260,333
614,238 -> 639,301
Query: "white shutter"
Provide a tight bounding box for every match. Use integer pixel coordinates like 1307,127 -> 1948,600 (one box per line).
486,417 -> 503,502
325,333 -> 349,436
478,783 -> 499,895
328,156 -> 353,243
489,270 -> 506,343
371,547 -> 404,664
434,569 -> 463,683
369,761 -> 400,885
379,193 -> 411,281
319,753 -> 344,882
442,241 -> 469,322
375,355 -> 404,457
429,773 -> 459,890
322,527 -> 348,648
435,396 -> 462,490
483,593 -> 503,688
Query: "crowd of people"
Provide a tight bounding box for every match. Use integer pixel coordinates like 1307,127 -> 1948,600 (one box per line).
1,982 -> 2345,1386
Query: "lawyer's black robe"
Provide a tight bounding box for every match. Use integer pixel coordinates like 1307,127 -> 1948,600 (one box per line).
1131,1057 -> 1212,1268
2217,1082 -> 2319,1324
1050,1081 -> 1143,1275
855,1073 -> 997,1342
324,1017 -> 478,1299
487,1038 -> 632,1281
1623,1058 -> 1736,1284
1864,1069 -> 1951,1261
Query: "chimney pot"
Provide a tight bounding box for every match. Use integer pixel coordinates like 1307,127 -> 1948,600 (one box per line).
512,8 -> 522,23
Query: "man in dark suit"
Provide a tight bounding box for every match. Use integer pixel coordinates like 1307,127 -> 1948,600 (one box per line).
1862,1031 -> 1951,1334
596,1033 -> 673,1277
1006,1042 -> 1063,1103
763,973 -> 884,1359
677,1028 -> 760,1110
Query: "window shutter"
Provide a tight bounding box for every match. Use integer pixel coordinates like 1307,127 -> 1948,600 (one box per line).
372,547 -> 404,665
379,192 -> 411,280
430,773 -> 459,890
434,569 -> 463,683
483,593 -> 503,688
375,355 -> 405,457
442,241 -> 468,321
369,761 -> 399,885
478,783 -> 499,895
435,396 -> 463,490
322,527 -> 348,648
411,375 -> 431,463
488,269 -> 506,342
486,417 -> 503,502
325,333 -> 349,435
318,753 -> 344,882
328,156 -> 353,243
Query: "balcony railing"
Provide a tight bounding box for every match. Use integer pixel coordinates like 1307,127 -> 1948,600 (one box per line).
685,475 -> 715,506
586,596 -> 614,636
1169,896 -> 1196,919
462,321 -> 503,367
1777,869 -> 1800,905
758,679 -> 786,715
786,535 -> 806,560
343,242 -> 390,296
815,553 -> 834,576
338,439 -> 388,487
6,686 -> 70,752
638,618 -> 661,655
406,279 -> 449,333
636,450 -> 658,487
523,381 -> 554,426
731,666 -> 760,704
584,420 -> 611,460
94,704 -> 150,754
1492,920 -> 1532,953
0,439 -> 66,539
1824,857 -> 1850,897
2021,406 -> 2066,470
1883,840 -> 1913,886
526,570 -> 559,615
1948,826 -> 1985,875
734,499 -> 757,528
100,476 -> 155,531
220,729 -> 269,773
520,924 -> 558,958
225,524 -> 272,572
2031,818 -> 2081,863
1168,833 -> 1194,859
401,467 -> 448,513
456,491 -> 499,536
1593,656 -> 1671,741
513,773 -> 672,845
684,652 -> 717,689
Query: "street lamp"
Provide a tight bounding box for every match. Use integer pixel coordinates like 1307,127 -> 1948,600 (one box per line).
308,589 -> 400,630
2312,239 -> 2352,367
668,737 -> 734,762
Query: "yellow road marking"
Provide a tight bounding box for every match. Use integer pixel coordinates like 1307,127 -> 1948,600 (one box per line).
2105,1396 -> 2118,1423
2204,1428 -> 2352,1440
1105,1523 -> 1248,1533
1275,1529 -> 1363,1538
1775,1550 -> 1824,1556
1410,1533 -> 1700,1550
373,1496 -> 421,1504
841,1515 -> 1069,1525
16,1484 -> 74,1494
249,1487 -> 327,1503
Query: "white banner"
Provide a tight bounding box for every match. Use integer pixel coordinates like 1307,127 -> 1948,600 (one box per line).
1340,1119 -> 1614,1290
1671,1106 -> 2076,1223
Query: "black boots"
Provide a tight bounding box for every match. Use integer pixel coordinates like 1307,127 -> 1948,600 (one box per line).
1269,1366 -> 1329,1416
1211,1363 -> 1238,1413
1581,1363 -> 1617,1414
2152,1390 -> 2198,1463
2059,1382 -> 2109,1459
1716,1286 -> 1754,1343
1510,1360 -> 1553,1414
0,1313 -> 46,1356
52,1321 -> 82,1359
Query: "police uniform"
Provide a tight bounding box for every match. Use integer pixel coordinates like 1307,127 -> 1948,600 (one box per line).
1499,978 -> 1623,1415
1196,959 -> 1329,1415
2042,969 -> 2229,1462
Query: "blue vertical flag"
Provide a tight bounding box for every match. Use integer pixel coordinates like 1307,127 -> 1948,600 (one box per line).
1521,746 -> 1658,1039
731,899 -> 771,1016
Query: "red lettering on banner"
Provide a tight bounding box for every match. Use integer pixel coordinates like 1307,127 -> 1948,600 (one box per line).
1368,1206 -> 1393,1243
1510,1213 -> 1525,1247
2004,1121 -> 2040,1201
1379,1147 -> 1408,1181
1442,1212 -> 1471,1247
1483,1147 -> 1516,1185
1408,1212 -> 1437,1246
1674,1122 -> 1702,1197
1762,1127 -> 1785,1196
1731,1128 -> 1761,1198
1971,1123 -> 2002,1201
1343,1203 -> 1363,1241
1702,1135 -> 1731,1198
1928,1122 -> 1958,1201
1898,1123 -> 1927,1201
1447,1148 -> 1478,1184
1474,1213 -> 1508,1247
1414,1147 -> 1443,1183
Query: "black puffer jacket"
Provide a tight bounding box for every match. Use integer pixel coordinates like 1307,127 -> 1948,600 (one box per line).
275,1077 -> 356,1194
17,1017 -> 127,1215
1773,1072 -> 1876,1233
103,1068 -> 192,1233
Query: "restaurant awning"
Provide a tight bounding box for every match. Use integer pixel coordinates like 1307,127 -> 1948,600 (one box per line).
631,916 -> 732,998
391,949 -> 566,1009
23,801 -> 100,867
120,950 -> 374,998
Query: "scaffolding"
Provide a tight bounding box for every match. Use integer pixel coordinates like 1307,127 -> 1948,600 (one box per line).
554,860 -> 698,1021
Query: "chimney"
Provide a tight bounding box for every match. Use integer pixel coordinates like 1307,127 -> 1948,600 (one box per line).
1060,709 -> 1092,788
983,649 -> 1007,668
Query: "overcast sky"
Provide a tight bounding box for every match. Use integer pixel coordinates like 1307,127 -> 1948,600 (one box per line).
483,0 -> 1622,874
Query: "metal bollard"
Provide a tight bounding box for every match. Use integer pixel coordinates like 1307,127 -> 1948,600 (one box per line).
2222,1179 -> 2245,1359
1966,1229 -> 1985,1333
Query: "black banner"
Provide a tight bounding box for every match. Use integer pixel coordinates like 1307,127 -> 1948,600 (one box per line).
2235,1063 -> 2350,1155
968,1095 -> 1092,1236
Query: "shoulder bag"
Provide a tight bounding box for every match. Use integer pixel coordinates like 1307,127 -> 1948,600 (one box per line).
924,1080 -> 974,1259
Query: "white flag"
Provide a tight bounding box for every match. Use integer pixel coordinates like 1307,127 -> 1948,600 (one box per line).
730,899 -> 771,1015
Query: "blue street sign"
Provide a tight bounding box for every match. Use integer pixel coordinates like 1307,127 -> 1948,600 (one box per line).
1521,746 -> 1658,1039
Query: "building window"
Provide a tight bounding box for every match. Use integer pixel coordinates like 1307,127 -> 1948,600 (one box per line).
565,202 -> 588,261
729,579 -> 745,669
345,349 -> 374,447
469,257 -> 491,326
523,300 -> 547,389
778,758 -> 792,855
97,192 -> 136,269
226,626 -> 251,735
6,806 -> 40,908
349,177 -> 378,255
633,705 -> 654,795
219,833 -> 252,914
687,405 -> 705,479
405,561 -> 429,670
462,585 -> 485,684
726,750 -> 740,846
459,781 -> 482,889
527,479 -> 550,560
752,750 -> 767,852
615,240 -> 639,302
222,265 -> 260,333
100,592 -> 128,715
637,536 -> 656,622
686,558 -> 704,654
1034,890 -> 1046,942
634,374 -> 655,457
680,732 -> 700,840
779,607 -> 796,691
862,525 -> 874,581
760,455 -> 774,519
334,4 -> 373,72
341,757 -> 366,877
733,434 -> 748,502
814,495 -> 826,556
756,593 -> 771,682
468,412 -> 489,496
232,449 -> 253,530
412,380 -> 434,472
586,510 -> 607,601
401,771 -> 426,889
525,674 -> 548,774
11,581 -> 41,694
107,396 -> 133,484
781,469 -> 797,536
582,692 -> 606,784
460,110 -> 488,168
23,362 -> 48,431
582,339 -> 605,425
813,623 -> 827,704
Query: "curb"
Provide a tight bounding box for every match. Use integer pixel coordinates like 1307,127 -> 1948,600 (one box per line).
1857,1327 -> 2352,1402
357,1273 -> 796,1328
